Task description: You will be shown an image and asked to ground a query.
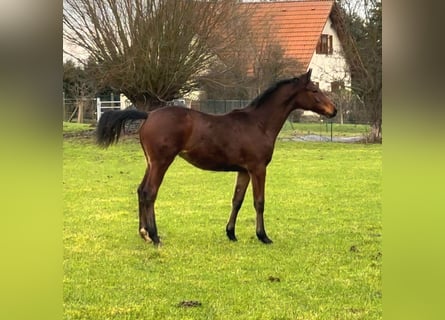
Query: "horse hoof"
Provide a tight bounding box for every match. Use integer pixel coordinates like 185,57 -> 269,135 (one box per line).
257,233 -> 273,244
226,229 -> 238,241
139,228 -> 152,243
261,238 -> 273,244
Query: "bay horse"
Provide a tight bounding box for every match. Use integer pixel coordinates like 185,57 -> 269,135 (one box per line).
96,69 -> 336,246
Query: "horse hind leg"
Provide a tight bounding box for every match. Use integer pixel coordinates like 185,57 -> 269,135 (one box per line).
137,169 -> 151,242
226,171 -> 250,241
139,158 -> 174,246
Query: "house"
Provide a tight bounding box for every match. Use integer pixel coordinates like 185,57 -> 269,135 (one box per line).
242,0 -> 351,93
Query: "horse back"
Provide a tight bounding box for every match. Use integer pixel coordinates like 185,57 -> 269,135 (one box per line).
139,106 -> 273,171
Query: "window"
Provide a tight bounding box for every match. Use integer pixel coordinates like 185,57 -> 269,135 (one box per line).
316,34 -> 333,55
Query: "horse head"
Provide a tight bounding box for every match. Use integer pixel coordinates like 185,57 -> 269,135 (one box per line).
292,69 -> 337,118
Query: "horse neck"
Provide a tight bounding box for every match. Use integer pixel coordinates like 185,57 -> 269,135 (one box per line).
251,101 -> 294,138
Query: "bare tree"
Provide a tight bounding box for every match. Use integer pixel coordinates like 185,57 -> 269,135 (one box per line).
332,0 -> 382,142
251,43 -> 302,96
199,5 -> 302,101
63,0 -> 251,111
63,59 -> 96,122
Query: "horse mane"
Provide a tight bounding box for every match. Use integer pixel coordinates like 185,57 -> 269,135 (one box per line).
248,77 -> 299,108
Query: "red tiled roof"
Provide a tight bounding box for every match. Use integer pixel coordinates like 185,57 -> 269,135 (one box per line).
242,0 -> 334,70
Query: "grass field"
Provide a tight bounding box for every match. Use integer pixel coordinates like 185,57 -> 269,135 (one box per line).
63,122 -> 94,133
63,124 -> 381,319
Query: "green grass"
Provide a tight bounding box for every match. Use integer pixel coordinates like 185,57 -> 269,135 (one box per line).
63,121 -> 94,133
63,128 -> 381,319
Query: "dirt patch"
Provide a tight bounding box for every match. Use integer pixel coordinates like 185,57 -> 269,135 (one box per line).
63,129 -> 96,139
268,276 -> 281,282
177,300 -> 202,308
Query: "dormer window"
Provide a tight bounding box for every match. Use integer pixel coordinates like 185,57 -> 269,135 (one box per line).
316,34 -> 333,55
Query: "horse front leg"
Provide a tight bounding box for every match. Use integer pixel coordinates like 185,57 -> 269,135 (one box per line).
249,167 -> 273,244
226,170 -> 250,241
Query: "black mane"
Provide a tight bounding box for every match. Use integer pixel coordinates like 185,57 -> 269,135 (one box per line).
248,77 -> 299,108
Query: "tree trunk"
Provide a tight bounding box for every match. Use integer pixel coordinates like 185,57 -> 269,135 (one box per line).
339,103 -> 344,125
369,118 -> 382,143
77,100 -> 84,123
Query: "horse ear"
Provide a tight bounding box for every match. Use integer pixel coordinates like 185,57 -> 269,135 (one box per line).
306,69 -> 312,81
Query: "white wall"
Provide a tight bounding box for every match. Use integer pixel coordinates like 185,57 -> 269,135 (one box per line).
308,17 -> 351,92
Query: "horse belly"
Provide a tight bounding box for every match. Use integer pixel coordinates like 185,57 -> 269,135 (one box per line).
179,149 -> 244,172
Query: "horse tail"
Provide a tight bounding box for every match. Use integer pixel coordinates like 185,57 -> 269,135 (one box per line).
96,110 -> 148,148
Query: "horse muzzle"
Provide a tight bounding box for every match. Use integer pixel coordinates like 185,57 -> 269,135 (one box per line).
329,108 -> 337,118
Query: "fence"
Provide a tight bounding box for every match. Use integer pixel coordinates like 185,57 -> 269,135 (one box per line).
96,98 -> 124,122
63,98 -> 96,123
63,97 -> 372,142
63,97 -> 128,123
